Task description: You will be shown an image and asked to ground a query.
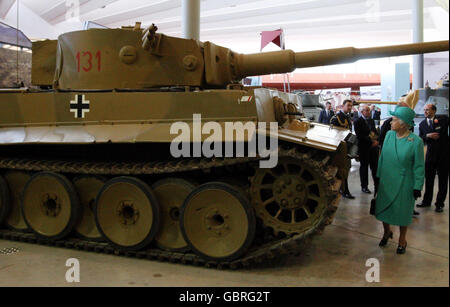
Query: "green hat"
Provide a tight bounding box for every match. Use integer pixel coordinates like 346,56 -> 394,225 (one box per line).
389,106 -> 416,127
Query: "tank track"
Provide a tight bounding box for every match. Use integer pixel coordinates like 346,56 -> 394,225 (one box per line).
0,146 -> 341,270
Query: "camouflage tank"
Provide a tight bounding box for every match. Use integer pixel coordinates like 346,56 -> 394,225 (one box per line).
0,23 -> 448,268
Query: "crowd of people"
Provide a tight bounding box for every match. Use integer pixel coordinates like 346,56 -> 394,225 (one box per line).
319,100 -> 382,126
320,98 -> 448,254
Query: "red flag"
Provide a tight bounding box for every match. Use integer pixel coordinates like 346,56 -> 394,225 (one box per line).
261,29 -> 284,51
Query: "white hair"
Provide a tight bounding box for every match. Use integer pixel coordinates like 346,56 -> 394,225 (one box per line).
359,104 -> 369,111
395,117 -> 412,130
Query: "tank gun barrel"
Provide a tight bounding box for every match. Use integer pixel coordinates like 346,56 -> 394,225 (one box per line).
234,40 -> 449,79
356,101 -> 399,105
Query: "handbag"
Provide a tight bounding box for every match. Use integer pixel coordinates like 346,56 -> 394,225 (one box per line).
370,196 -> 376,216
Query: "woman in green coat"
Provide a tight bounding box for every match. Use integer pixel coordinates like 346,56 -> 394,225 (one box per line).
376,107 -> 425,254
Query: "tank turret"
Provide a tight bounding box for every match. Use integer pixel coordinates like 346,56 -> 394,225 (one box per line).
32,23 -> 449,90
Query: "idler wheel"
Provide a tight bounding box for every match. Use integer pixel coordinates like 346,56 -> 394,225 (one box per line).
22,172 -> 81,240
0,175 -> 11,226
152,178 -> 195,252
180,182 -> 256,262
95,177 -> 160,251
73,176 -> 106,241
3,171 -> 31,231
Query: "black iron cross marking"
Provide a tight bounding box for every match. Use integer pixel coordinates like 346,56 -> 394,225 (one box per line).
70,94 -> 90,119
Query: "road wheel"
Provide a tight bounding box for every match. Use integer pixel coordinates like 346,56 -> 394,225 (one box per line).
152,178 -> 195,252
95,177 -> 160,250
22,172 -> 81,240
0,175 -> 11,226
3,171 -> 31,231
180,182 -> 255,262
73,176 -> 106,241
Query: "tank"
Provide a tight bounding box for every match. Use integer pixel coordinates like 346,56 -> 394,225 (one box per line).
414,80 -> 449,116
294,92 -> 326,122
0,23 -> 448,268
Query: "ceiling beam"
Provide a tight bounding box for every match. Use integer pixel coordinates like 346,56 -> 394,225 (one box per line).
0,0 -> 15,19
88,0 -> 266,27
190,17 -> 429,38
39,0 -> 70,17
46,0 -> 121,25
75,0 -> 181,26
93,0 -> 180,26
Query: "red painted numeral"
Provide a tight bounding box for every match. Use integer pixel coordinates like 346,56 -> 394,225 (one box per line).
76,51 -> 102,72
82,51 -> 92,72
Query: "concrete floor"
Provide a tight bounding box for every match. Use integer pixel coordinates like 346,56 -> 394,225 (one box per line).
1,161 -> 448,287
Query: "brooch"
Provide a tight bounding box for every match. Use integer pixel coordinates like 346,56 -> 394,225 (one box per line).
407,137 -> 414,142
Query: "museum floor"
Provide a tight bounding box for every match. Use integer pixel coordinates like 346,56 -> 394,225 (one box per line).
1,161 -> 448,287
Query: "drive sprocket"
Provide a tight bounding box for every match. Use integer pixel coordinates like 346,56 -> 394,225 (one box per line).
250,151 -> 336,236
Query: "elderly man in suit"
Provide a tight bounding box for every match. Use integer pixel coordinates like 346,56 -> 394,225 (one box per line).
354,104 -> 379,194
318,101 -> 335,124
417,104 -> 449,213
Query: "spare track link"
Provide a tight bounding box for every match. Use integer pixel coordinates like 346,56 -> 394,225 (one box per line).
0,146 -> 341,269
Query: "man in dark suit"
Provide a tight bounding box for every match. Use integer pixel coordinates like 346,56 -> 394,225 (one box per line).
354,105 -> 379,194
417,104 -> 449,213
370,105 -> 381,128
318,101 -> 335,124
370,105 -> 381,121
330,99 -> 355,199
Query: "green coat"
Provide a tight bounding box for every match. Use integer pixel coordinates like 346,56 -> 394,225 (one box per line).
376,130 -> 425,226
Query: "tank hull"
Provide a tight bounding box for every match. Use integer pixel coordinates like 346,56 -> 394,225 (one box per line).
0,88 -> 348,150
